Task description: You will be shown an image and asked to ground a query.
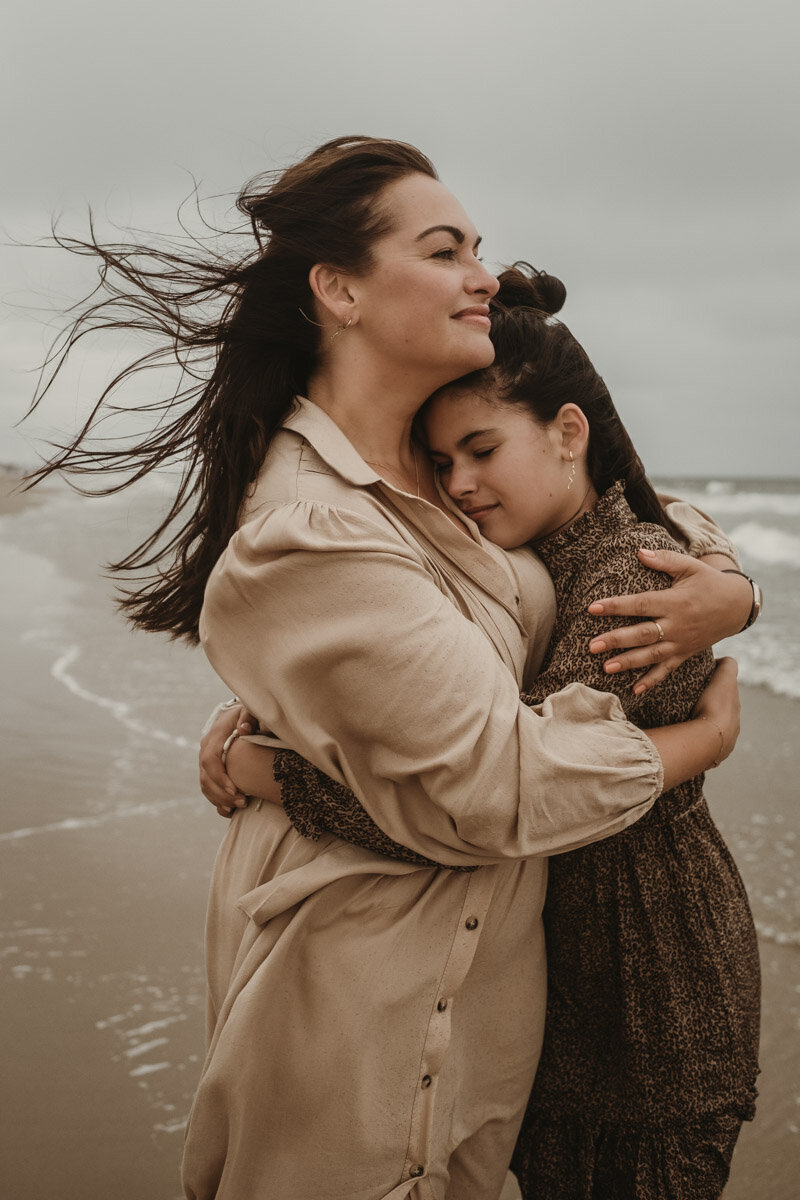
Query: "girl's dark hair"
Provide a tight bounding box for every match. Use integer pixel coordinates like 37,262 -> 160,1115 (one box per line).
453,262 -> 683,541
23,135 -> 437,641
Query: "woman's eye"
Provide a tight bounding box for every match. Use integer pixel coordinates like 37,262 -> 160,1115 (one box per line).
432,248 -> 456,260
474,448 -> 495,460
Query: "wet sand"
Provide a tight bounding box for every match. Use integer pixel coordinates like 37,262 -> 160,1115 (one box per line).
1,473 -> 797,1198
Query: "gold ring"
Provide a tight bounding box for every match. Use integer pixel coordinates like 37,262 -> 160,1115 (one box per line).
653,621 -> 665,643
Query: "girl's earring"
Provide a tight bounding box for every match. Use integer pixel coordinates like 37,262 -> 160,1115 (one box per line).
567,449 -> 576,491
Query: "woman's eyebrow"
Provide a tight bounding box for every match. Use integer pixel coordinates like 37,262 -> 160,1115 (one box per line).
416,225 -> 482,252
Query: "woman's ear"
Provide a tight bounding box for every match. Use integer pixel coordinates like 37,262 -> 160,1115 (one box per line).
554,403 -> 590,459
308,264 -> 359,328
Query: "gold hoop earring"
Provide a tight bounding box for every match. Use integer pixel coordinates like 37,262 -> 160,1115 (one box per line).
329,317 -> 353,343
567,450 -> 576,491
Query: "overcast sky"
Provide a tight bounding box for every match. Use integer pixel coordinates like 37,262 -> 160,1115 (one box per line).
2,0 -> 797,476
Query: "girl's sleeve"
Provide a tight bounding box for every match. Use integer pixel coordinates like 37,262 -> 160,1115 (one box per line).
272,747 -> 460,868
200,502 -> 663,868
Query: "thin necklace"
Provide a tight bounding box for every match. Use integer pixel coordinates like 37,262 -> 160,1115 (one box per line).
534,484 -> 595,543
365,444 -> 421,498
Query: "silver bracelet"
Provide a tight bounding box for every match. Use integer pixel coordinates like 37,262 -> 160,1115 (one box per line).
221,696 -> 240,709
221,729 -> 241,768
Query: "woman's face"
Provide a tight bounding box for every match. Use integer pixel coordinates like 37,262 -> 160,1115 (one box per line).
424,388 -> 577,548
350,174 -> 500,387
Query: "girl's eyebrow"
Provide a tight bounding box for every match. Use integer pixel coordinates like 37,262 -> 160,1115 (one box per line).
457,428 -> 498,447
428,428 -> 498,457
415,225 -> 483,253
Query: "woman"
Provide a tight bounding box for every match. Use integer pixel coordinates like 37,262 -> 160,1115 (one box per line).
25,137 -> 753,1199
223,264 -> 759,1198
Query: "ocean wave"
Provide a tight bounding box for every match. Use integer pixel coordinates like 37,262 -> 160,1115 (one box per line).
737,663 -> 800,702
670,489 -> 800,518
51,643 -> 194,748
727,521 -> 800,569
717,630 -> 800,701
0,796 -> 197,843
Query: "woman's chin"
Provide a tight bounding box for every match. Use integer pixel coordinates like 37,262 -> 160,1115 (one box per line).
456,338 -> 495,374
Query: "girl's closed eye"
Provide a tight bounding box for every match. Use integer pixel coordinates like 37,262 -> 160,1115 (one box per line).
432,248 -> 456,260
474,447 -> 496,460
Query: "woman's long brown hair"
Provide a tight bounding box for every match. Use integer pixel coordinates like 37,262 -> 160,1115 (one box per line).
23,136 -> 437,641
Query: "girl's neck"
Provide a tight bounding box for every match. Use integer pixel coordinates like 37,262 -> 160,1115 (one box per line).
536,478 -> 599,544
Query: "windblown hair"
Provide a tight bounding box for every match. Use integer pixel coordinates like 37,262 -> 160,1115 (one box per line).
23,136 -> 437,641
448,262 -> 683,542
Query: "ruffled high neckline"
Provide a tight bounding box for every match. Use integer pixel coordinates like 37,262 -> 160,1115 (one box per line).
533,481 -> 636,572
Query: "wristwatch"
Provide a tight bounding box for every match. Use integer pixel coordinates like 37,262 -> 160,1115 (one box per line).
722,570 -> 763,631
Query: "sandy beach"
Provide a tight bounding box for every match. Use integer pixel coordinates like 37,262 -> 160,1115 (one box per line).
1,471 -> 798,1199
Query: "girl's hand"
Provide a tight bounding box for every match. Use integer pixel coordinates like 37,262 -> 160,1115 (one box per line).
692,656 -> 741,766
587,550 -> 752,693
224,739 -> 283,807
199,702 -> 257,818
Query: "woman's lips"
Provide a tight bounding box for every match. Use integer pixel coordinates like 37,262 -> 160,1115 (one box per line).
452,306 -> 491,329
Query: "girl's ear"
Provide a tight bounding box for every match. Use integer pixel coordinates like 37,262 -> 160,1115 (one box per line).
554,403 -> 590,458
308,264 -> 359,329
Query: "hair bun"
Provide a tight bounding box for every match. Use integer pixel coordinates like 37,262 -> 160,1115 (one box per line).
495,262 -> 566,317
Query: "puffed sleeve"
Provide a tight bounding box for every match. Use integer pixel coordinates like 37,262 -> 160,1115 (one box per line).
659,494 -> 740,564
200,502 -> 663,868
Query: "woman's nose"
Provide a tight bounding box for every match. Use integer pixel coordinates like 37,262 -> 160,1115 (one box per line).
471,260 -> 499,298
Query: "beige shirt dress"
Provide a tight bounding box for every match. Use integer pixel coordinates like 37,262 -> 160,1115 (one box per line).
182,398 -> 732,1200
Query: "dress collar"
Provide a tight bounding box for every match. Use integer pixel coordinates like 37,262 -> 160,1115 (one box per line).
534,481 -> 636,571
283,397 -> 527,624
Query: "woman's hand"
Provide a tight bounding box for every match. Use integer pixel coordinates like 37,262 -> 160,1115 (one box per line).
691,655 -> 741,766
199,702 -> 256,818
586,550 -> 752,693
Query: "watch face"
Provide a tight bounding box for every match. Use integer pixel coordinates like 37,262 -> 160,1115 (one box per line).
752,581 -> 763,616
745,577 -> 762,628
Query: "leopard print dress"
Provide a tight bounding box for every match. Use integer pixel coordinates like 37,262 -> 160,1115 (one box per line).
271,484 -> 761,1199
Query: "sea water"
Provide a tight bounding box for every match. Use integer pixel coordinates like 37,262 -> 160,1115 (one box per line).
656,477 -> 800,700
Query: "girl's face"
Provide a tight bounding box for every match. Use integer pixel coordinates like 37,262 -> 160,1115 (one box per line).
424,388 -> 583,548
348,174 -> 500,388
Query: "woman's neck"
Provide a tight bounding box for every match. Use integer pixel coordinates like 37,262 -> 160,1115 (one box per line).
306,356 -> 434,470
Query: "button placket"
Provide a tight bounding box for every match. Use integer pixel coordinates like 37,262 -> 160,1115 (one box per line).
401,868 -> 497,1188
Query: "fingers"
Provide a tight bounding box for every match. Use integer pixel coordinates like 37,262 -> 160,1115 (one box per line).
198,702 -> 259,817
588,590 -> 666,621
714,654 -> 739,680
589,617 -> 666,657
200,759 -> 247,810
198,704 -> 250,809
636,547 -> 699,578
